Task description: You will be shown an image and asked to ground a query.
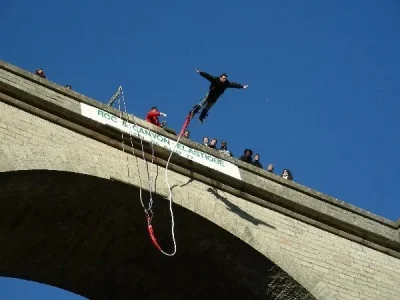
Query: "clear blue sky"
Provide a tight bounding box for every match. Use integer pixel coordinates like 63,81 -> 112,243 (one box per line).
1,0 -> 399,298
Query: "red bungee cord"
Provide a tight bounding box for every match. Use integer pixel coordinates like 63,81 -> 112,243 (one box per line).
179,113 -> 192,136
146,212 -> 162,252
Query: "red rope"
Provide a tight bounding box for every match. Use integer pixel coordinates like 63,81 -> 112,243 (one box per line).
146,215 -> 162,252
179,114 -> 192,136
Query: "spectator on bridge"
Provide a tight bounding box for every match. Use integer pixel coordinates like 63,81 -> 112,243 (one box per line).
239,149 -> 253,164
252,154 -> 263,168
219,140 -> 233,157
209,138 -> 218,149
183,130 -> 190,139
266,164 -> 274,173
203,137 -> 209,147
281,169 -> 293,181
35,68 -> 46,79
146,106 -> 167,127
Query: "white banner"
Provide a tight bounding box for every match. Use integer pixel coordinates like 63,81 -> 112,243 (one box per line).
80,103 -> 242,180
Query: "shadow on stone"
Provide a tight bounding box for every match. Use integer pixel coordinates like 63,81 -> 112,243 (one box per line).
207,187 -> 276,228
180,178 -> 194,188
170,178 -> 195,192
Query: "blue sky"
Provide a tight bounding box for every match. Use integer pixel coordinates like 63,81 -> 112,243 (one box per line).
1,0 -> 399,298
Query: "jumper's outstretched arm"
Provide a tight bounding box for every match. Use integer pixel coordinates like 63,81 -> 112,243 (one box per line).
195,68 -> 217,83
228,81 -> 248,89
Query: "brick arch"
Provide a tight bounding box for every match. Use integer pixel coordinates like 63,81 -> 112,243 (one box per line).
0,88 -> 400,300
0,97 -> 322,298
0,170 -> 315,299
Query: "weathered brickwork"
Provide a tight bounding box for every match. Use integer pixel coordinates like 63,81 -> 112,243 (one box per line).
1,95 -> 400,299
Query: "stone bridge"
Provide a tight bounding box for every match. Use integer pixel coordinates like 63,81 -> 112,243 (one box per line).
0,61 -> 399,300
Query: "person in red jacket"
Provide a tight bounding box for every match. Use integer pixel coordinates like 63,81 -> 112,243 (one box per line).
146,106 -> 167,127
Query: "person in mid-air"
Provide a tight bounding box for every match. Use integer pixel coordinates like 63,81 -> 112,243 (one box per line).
190,69 -> 248,123
146,106 -> 167,127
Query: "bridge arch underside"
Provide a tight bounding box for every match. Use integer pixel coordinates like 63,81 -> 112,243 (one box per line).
0,170 -> 315,300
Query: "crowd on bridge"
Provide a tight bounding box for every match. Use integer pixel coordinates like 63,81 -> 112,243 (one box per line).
33,67 -> 294,182
183,129 -> 293,181
146,106 -> 294,181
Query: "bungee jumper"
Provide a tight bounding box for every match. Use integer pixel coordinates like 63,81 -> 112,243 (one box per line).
179,69 -> 248,135
190,68 -> 248,123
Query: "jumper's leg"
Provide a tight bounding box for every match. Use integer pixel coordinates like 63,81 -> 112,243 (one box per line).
190,92 -> 209,118
199,101 -> 215,123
